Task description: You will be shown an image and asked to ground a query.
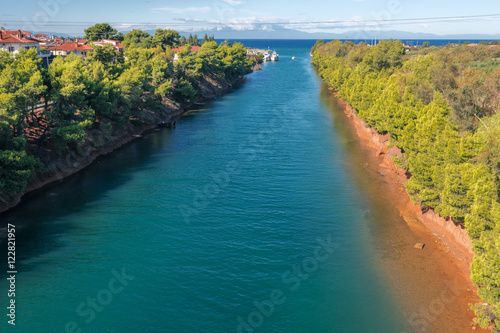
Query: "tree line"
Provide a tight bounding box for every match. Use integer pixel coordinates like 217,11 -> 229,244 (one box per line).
0,24 -> 256,201
83,23 -> 216,49
311,39 -> 500,330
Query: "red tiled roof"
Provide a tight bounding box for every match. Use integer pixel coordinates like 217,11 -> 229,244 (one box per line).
172,46 -> 201,52
48,42 -> 93,51
0,35 -> 38,44
0,29 -> 38,44
1,29 -> 32,36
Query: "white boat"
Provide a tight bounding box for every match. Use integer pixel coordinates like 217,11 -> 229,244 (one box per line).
271,50 -> 279,61
263,52 -> 271,62
291,56 -> 296,60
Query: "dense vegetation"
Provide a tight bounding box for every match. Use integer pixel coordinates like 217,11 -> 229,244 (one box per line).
84,23 -> 124,41
0,25 -> 255,201
312,39 -> 500,330
122,29 -> 216,50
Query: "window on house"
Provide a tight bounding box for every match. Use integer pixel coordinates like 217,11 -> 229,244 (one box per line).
8,46 -> 14,52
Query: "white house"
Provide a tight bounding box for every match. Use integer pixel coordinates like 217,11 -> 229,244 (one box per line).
172,45 -> 201,62
0,29 -> 51,65
0,30 -> 40,53
92,39 -> 124,52
48,41 -> 94,58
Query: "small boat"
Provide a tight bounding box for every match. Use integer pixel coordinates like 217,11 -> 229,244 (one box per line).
157,121 -> 176,128
271,50 -> 279,61
291,56 -> 295,60
263,52 -> 271,62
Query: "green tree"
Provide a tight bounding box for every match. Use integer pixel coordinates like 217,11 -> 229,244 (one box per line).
202,34 -> 209,44
311,39 -> 500,330
122,30 -> 153,49
47,54 -> 93,150
88,43 -> 123,72
172,79 -> 197,104
0,49 -> 43,197
0,146 -> 41,196
0,48 -> 45,135
0,50 -> 14,72
84,23 -> 118,41
114,32 -> 124,41
152,29 -> 180,50
311,39 -> 325,55
0,26 -> 255,200
84,60 -> 120,122
188,34 -> 200,46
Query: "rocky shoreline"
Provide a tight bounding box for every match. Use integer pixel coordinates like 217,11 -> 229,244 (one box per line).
0,73 -> 249,214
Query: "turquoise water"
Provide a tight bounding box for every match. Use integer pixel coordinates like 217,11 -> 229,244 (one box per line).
1,44 -> 409,332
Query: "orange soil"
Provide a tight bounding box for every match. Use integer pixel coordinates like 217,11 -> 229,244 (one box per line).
330,88 -> 488,332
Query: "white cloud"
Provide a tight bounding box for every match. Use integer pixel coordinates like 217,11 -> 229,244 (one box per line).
163,15 -> 285,32
152,7 -> 213,14
223,8 -> 260,16
116,23 -> 135,29
221,0 -> 244,5
173,17 -> 207,23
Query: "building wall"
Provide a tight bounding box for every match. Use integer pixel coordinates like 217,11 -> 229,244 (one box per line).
0,42 -> 40,54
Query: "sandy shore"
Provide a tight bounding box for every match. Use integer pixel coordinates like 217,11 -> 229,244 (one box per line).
327,87 -> 487,332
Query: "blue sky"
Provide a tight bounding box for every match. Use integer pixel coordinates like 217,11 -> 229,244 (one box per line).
2,0 -> 500,37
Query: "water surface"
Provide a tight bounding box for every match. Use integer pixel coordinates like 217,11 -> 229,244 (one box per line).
1,42 -> 410,332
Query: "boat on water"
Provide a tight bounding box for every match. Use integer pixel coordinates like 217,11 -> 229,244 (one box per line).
271,50 -> 279,61
157,121 -> 176,128
263,52 -> 271,62
292,56 -> 296,60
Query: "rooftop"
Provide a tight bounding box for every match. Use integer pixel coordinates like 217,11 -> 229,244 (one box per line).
0,29 -> 38,44
48,42 -> 94,51
172,46 -> 202,52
